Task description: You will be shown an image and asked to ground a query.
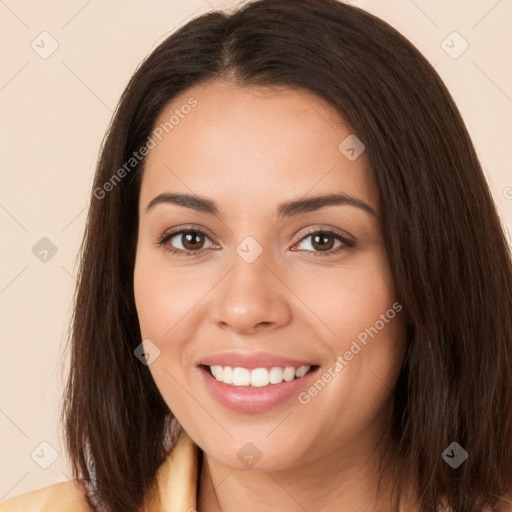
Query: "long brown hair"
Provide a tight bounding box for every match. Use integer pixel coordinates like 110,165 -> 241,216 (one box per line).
61,0 -> 512,510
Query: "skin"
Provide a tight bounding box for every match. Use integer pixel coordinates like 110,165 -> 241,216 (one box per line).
133,80 -> 410,511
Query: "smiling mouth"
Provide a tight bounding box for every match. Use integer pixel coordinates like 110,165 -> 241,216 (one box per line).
201,364 -> 319,388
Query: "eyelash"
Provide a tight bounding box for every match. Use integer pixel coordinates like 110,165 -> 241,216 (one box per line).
156,226 -> 355,258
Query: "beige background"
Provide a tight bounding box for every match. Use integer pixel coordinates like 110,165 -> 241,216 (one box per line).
1,0 -> 511,501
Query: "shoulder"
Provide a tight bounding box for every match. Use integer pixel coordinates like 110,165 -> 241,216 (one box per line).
0,480 -> 93,512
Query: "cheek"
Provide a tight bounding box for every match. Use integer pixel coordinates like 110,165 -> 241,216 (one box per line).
133,250 -> 194,413
133,247 -> 204,340
133,246 -> 217,405
293,248 -> 406,415
294,248 -> 400,351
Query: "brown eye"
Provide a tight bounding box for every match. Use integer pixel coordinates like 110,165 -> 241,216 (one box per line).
310,233 -> 336,251
179,231 -> 206,251
293,229 -> 354,256
158,228 -> 216,256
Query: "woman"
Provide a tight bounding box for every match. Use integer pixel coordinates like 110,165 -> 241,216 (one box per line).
2,0 -> 511,510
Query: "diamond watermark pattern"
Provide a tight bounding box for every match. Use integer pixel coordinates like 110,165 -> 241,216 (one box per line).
441,31 -> 469,59
237,442 -> 262,468
32,237 -> 58,263
338,134 -> 365,161
31,441 -> 59,469
236,236 -> 263,264
31,31 -> 59,59
441,441 -> 468,468
134,338 -> 161,366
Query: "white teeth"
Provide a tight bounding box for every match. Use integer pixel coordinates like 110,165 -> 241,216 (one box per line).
208,364 -> 312,387
210,365 -> 223,380
232,367 -> 251,386
269,367 -> 283,384
295,365 -> 309,378
250,368 -> 269,387
223,366 -> 233,384
283,366 -> 295,381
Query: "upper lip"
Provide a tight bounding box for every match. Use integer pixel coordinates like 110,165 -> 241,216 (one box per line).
198,351 -> 316,370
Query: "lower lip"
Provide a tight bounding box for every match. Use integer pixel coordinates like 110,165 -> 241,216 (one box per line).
198,365 -> 319,413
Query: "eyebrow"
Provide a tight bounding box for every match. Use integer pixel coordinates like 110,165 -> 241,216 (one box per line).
145,192 -> 377,218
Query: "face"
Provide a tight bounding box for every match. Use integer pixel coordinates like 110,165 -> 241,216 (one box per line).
133,80 -> 407,472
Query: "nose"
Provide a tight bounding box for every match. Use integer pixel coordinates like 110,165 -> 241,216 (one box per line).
212,247 -> 292,335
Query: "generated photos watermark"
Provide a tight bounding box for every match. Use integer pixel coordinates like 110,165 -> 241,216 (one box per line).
298,301 -> 403,405
93,97 -> 198,200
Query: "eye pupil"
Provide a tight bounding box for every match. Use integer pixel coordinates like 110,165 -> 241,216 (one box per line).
312,233 -> 335,251
183,231 -> 204,250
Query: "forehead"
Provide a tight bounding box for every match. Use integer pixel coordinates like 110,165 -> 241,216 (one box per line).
140,80 -> 378,215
